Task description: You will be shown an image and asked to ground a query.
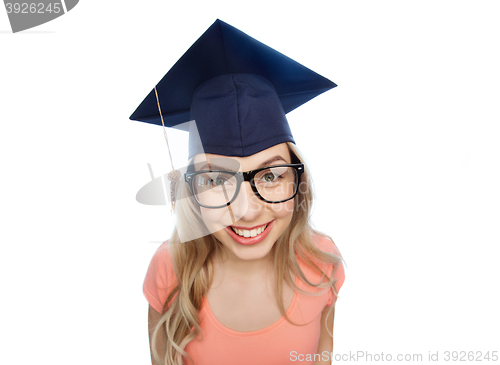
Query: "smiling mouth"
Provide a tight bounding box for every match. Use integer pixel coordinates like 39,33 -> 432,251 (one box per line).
230,223 -> 268,238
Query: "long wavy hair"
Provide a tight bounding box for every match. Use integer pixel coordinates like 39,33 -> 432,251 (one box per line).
150,142 -> 343,365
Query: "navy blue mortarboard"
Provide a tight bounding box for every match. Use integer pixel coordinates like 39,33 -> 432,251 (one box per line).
130,19 -> 336,158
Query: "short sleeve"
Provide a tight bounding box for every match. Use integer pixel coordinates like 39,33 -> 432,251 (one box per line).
143,241 -> 176,314
313,236 -> 346,307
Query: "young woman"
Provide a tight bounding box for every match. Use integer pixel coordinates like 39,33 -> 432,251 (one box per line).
132,20 -> 345,365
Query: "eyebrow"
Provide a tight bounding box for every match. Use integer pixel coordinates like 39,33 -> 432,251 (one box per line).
256,155 -> 289,169
197,155 -> 289,171
197,163 -> 236,171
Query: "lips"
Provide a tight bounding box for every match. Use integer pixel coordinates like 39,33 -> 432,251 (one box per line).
231,223 -> 268,238
224,220 -> 275,245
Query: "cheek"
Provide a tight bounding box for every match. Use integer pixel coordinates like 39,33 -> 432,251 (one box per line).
200,206 -> 233,228
269,199 -> 295,219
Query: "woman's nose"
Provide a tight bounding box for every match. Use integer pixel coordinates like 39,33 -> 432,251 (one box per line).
231,181 -> 263,222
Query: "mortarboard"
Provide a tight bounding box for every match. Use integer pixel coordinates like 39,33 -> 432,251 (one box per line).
129,19 -> 337,159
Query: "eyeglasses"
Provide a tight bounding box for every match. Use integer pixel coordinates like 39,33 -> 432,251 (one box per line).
184,163 -> 304,209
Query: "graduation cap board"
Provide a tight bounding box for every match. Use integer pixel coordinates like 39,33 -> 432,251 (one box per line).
129,19 -> 337,159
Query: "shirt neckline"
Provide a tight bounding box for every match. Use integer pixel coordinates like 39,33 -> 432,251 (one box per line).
202,273 -> 299,337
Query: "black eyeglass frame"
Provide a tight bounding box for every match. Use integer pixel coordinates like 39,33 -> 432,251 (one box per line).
184,163 -> 305,209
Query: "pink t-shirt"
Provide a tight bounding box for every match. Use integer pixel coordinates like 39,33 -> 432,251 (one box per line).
143,235 -> 345,365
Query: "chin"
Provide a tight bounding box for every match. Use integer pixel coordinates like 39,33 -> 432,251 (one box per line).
231,242 -> 275,261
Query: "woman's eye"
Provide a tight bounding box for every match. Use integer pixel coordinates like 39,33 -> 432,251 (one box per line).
196,173 -> 234,190
214,177 -> 227,185
206,174 -> 232,187
263,173 -> 276,182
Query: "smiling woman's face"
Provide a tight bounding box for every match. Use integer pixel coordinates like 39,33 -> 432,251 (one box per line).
191,143 -> 296,262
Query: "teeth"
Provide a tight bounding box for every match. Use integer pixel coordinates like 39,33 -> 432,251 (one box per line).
231,224 -> 267,238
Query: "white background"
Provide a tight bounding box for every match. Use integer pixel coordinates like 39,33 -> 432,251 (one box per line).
1,1 -> 499,364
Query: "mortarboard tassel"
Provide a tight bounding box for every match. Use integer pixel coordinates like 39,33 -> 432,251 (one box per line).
154,86 -> 180,211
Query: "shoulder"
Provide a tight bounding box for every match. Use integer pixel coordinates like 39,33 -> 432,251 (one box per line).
310,234 -> 344,276
312,234 -> 345,294
143,240 -> 178,313
296,233 -> 345,290
153,240 -> 173,261
297,233 -> 342,269
310,234 -> 341,256
147,240 -> 176,279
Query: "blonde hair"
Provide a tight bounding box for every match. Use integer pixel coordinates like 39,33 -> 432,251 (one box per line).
150,142 -> 343,365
